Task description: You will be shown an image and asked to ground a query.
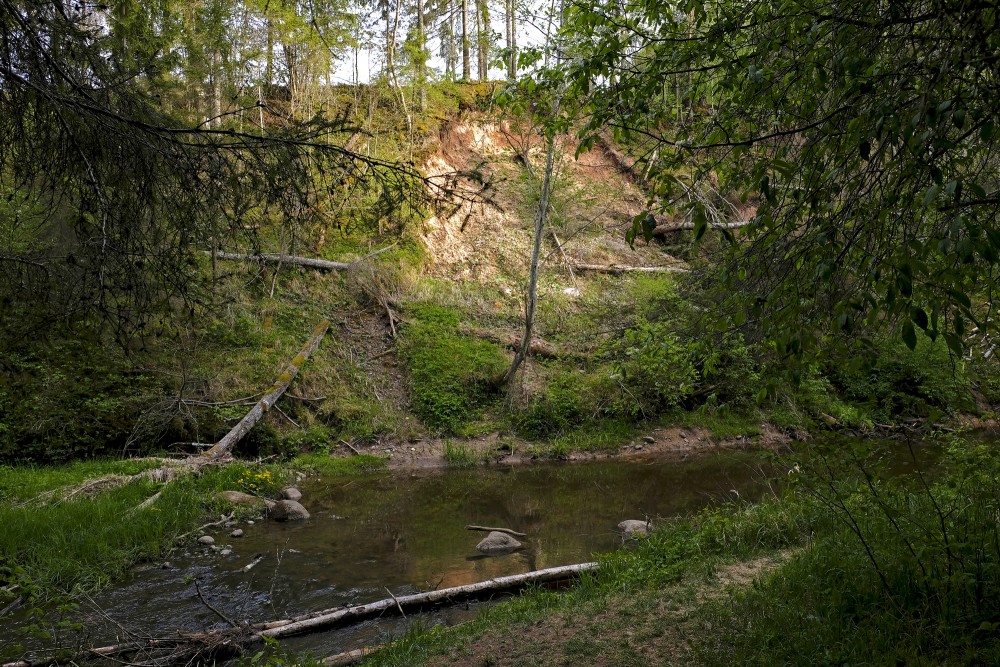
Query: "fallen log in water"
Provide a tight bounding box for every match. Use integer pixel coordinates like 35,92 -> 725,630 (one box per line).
257,562 -> 599,639
1,563 -> 599,667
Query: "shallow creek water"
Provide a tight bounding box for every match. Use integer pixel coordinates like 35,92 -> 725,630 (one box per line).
39,452 -> 778,658
12,443 -> 947,660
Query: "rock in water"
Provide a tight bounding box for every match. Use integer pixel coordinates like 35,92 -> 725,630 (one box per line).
230,529 -> 244,538
198,535 -> 215,545
618,520 -> 652,536
270,499 -> 310,521
280,487 -> 303,501
476,531 -> 522,555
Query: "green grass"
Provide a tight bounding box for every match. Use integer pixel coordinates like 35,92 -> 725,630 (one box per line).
352,437 -> 1000,667
666,409 -> 764,440
292,453 -> 388,475
442,440 -> 479,467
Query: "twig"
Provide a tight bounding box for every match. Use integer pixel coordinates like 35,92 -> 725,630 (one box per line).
465,525 -> 528,538
273,404 -> 301,429
383,587 -> 406,618
340,440 -> 362,456
195,579 -> 238,628
175,514 -> 233,543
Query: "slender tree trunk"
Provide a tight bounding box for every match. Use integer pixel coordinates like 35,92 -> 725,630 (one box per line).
502,99 -> 560,386
509,0 -> 517,78
417,0 -> 426,110
477,0 -> 490,81
462,0 -> 471,80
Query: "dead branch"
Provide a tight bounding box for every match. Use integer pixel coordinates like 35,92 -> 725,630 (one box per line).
2,564 -> 599,667
465,525 -> 528,538
211,244 -> 397,273
652,220 -> 751,235
458,324 -> 570,359
572,264 -> 689,275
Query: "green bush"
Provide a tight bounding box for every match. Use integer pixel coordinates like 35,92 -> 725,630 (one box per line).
602,319 -> 698,417
400,305 -> 507,432
515,373 -> 590,437
829,337 -> 974,420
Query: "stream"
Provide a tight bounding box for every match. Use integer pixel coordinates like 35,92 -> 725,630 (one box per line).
3,445 -> 934,660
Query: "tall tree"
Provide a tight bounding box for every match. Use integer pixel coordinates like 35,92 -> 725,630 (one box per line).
558,0 -> 1000,356
461,0 -> 470,80
0,0 -> 425,344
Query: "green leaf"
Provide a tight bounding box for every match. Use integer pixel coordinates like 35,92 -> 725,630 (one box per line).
981,119 -> 995,141
909,306 -> 928,330
947,289 -> 972,309
901,322 -> 917,350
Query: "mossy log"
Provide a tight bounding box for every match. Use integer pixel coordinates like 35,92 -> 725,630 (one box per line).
203,319 -> 329,460
37,321 -> 330,505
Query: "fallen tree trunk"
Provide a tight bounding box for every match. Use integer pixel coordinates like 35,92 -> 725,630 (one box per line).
258,562 -> 599,639
466,525 -> 528,538
36,321 -> 330,504
2,563 -> 600,667
458,324 -> 567,359
212,244 -> 397,272
215,251 -> 351,270
653,220 -> 751,235
203,319 -> 330,460
572,264 -> 689,275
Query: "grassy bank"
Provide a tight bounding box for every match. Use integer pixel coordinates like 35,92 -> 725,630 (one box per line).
0,454 -> 387,611
352,435 -> 1000,666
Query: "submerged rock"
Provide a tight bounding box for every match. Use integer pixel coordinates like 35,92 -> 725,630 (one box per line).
280,487 -> 303,501
230,528 -> 244,538
198,535 -> 215,545
476,531 -> 522,555
270,499 -> 310,521
618,520 -> 652,536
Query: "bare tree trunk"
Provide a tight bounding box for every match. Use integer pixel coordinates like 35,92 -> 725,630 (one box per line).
477,0 -> 489,81
502,107 -> 559,385
462,0 -> 471,80
509,0 -> 517,78
417,0 -> 426,110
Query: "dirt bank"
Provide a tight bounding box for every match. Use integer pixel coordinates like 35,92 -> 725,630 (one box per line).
341,424 -> 797,470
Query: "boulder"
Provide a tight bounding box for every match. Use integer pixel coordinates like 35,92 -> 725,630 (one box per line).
476,531 -> 522,555
217,490 -> 273,509
198,535 -> 215,545
230,529 -> 244,538
270,499 -> 310,521
618,519 -> 652,536
280,487 -> 303,501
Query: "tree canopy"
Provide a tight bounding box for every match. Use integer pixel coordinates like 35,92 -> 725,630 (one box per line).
553,0 -> 1000,357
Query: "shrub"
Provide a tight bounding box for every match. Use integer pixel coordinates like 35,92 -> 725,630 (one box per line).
602,319 -> 698,417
